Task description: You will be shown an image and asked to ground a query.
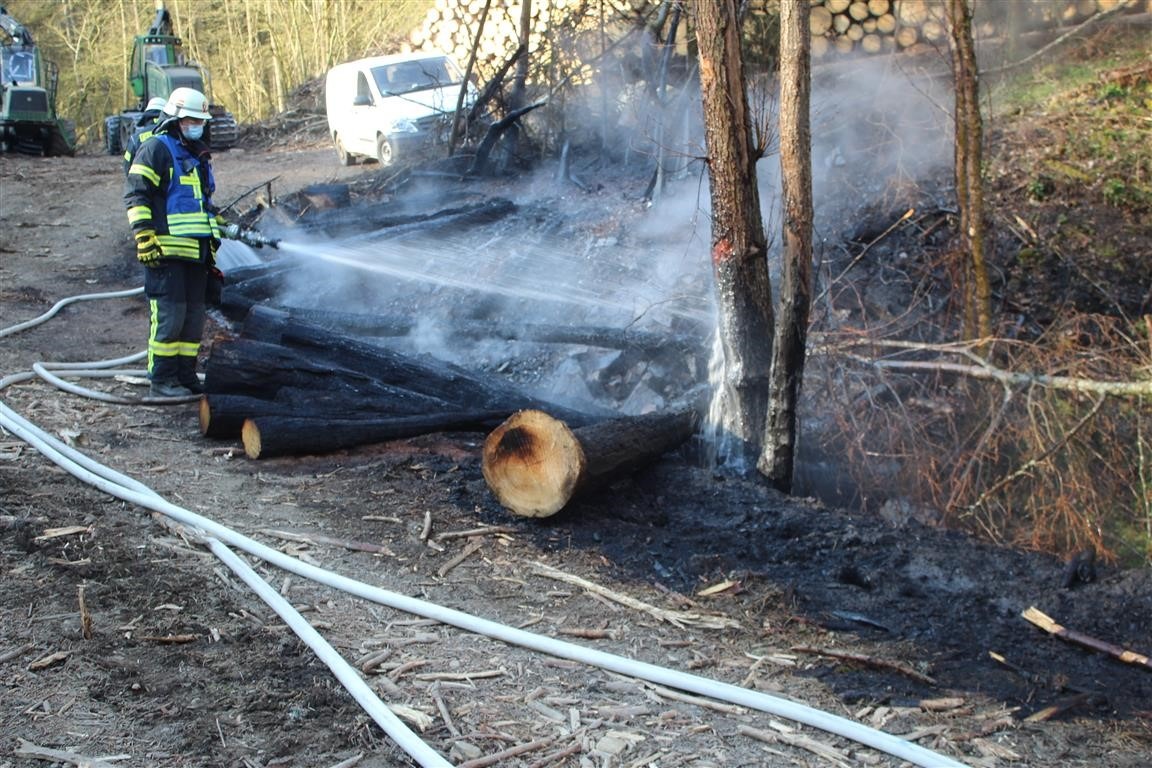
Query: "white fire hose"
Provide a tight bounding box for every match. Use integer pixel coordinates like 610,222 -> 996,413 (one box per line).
0,288 -> 972,768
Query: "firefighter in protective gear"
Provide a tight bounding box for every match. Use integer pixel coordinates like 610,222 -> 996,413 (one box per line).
124,87 -> 221,398
122,96 -> 168,176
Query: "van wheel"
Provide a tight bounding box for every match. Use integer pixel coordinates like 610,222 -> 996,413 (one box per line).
334,135 -> 354,166
376,135 -> 394,166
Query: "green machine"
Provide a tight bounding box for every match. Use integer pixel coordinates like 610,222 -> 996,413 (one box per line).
105,0 -> 238,154
0,5 -> 75,156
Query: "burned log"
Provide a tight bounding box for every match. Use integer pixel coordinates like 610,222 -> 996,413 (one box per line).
481,408 -> 698,518
293,196 -> 516,239
242,411 -> 505,459
240,314 -> 606,426
199,385 -> 452,439
241,304 -> 701,356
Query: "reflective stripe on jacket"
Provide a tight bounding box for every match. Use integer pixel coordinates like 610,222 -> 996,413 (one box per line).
125,127 -> 219,261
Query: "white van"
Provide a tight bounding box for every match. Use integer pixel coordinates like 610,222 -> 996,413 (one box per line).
324,52 -> 476,166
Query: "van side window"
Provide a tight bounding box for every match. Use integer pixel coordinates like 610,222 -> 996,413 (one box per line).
355,72 -> 372,104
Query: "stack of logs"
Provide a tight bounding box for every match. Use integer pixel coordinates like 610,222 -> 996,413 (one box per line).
198,299 -> 700,518
809,0 -> 1145,58
405,0 -> 1150,71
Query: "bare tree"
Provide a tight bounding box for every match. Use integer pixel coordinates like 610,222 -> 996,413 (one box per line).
945,0 -> 991,340
693,0 -> 774,468
758,0 -> 812,492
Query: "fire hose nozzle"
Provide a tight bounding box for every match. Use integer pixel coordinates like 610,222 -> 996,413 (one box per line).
221,222 -> 280,249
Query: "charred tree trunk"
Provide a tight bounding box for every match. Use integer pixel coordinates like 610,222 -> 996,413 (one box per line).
759,0 -> 814,492
468,101 -> 547,176
243,411 -> 505,459
482,409 -> 698,517
946,0 -> 992,340
693,0 -> 774,468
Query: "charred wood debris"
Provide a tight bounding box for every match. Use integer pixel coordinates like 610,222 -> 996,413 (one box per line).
204,176 -> 710,516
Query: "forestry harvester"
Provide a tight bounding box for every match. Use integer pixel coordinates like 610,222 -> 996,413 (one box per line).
0,6 -> 76,156
105,0 -> 238,154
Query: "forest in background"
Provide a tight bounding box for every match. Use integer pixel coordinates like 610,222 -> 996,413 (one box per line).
3,0 -> 432,147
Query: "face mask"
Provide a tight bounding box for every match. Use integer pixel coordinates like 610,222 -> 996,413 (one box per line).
183,122 -> 205,141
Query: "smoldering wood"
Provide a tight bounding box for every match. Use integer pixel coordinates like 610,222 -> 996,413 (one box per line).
203,338 -> 402,400
481,408 -> 698,518
199,384 -> 453,439
239,313 -> 607,426
467,101 -> 547,177
242,411 -> 506,459
290,196 -> 517,238
241,303 -> 701,356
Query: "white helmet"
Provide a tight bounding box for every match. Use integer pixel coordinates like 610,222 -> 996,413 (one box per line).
145,97 -> 167,113
163,87 -> 211,120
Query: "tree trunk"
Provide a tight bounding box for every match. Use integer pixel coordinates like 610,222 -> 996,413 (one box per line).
693,0 -> 775,470
448,0 -> 491,156
482,409 -> 698,517
759,0 -> 814,492
946,0 -> 992,341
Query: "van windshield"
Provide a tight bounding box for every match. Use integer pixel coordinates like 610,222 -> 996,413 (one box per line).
372,57 -> 460,96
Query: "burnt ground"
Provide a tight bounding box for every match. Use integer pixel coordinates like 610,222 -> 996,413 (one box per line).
2,78 -> 1152,768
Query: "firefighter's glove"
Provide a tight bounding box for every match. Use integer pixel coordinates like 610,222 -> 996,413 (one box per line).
135,230 -> 162,266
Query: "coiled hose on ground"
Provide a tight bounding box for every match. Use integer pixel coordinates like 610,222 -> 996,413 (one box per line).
0,287 -> 971,768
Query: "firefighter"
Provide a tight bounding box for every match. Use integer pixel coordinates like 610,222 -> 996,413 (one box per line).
122,96 -> 168,176
124,86 -> 221,398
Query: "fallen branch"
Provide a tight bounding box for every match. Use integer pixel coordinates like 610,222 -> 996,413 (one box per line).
14,739 -> 128,768
437,538 -> 483,578
791,645 -> 937,685
457,734 -> 557,768
838,338 -> 1152,398
737,723 -> 852,767
261,529 -> 394,556
1022,606 -> 1152,670
529,561 -> 740,630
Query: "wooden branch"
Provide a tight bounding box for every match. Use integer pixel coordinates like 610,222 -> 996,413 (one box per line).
14,739 -> 127,768
791,645 -> 937,685
1022,606 -> 1152,670
837,339 -> 1152,398
529,561 -> 740,630
437,538 -> 483,577
737,723 -> 852,765
260,528 -> 395,556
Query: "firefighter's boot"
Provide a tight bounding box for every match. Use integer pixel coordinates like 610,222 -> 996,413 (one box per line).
176,356 -> 204,394
150,357 -> 194,398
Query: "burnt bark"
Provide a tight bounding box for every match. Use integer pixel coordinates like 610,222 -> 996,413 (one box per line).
199,386 -> 452,439
692,0 -> 774,468
759,0 -> 814,492
482,408 -> 698,517
243,411 -> 505,459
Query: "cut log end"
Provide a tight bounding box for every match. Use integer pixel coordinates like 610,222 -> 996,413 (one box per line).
482,410 -> 586,518
198,396 -> 211,436
241,419 -> 263,459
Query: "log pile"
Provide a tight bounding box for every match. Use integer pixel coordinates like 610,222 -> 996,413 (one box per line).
808,0 -> 1145,59
404,0 -> 1151,71
201,307 -> 607,459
